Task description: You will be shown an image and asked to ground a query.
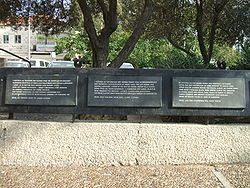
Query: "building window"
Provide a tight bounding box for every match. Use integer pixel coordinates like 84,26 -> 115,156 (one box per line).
15,35 -> 21,43
3,35 -> 9,43
39,61 -> 45,67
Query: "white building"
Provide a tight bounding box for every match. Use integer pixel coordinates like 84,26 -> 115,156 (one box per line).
0,23 -> 65,61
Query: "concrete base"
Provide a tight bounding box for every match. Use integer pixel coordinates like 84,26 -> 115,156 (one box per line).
1,120 -> 250,166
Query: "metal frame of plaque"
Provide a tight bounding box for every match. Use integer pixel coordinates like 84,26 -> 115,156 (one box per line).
5,74 -> 78,106
172,77 -> 246,108
87,75 -> 162,107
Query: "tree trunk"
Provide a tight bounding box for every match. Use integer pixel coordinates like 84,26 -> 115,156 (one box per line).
195,0 -> 229,65
195,0 -> 210,64
78,0 -> 117,68
92,38 -> 109,68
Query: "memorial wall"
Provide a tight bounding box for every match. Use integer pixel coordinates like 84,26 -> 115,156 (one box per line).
0,68 -> 249,117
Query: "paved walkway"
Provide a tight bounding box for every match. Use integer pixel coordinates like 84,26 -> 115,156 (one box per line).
1,164 -> 249,188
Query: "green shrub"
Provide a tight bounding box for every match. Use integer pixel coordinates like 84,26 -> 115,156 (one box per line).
229,41 -> 250,70
128,38 -> 205,69
213,44 -> 242,68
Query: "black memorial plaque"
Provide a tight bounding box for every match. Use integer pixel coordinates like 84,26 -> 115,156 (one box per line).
172,77 -> 245,108
5,75 -> 78,106
88,75 -> 162,107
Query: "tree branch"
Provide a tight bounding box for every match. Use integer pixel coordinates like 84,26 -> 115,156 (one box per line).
97,0 -> 108,24
99,0 -> 117,38
208,1 -> 228,60
108,0 -> 117,31
167,36 -> 196,58
77,0 -> 98,48
109,0 -> 153,68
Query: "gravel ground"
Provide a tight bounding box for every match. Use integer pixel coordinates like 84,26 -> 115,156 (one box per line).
0,164 -> 221,188
1,164 -> 249,188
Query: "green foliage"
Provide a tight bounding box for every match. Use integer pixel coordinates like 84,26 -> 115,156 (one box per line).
146,0 -> 250,65
108,26 -> 130,62
56,26 -> 250,70
55,29 -> 92,62
211,42 -> 250,70
230,41 -> 250,70
128,37 -> 205,69
55,26 -> 130,63
56,27 -> 207,69
212,44 -> 243,67
242,41 -> 250,64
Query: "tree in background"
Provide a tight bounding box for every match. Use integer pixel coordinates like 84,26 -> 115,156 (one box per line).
0,0 -> 25,21
77,0 -> 153,68
0,0 -> 153,68
0,0 -> 74,35
216,0 -> 250,46
230,40 -> 250,70
147,0 -> 198,58
148,0 -> 250,65
2,0 -> 250,69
